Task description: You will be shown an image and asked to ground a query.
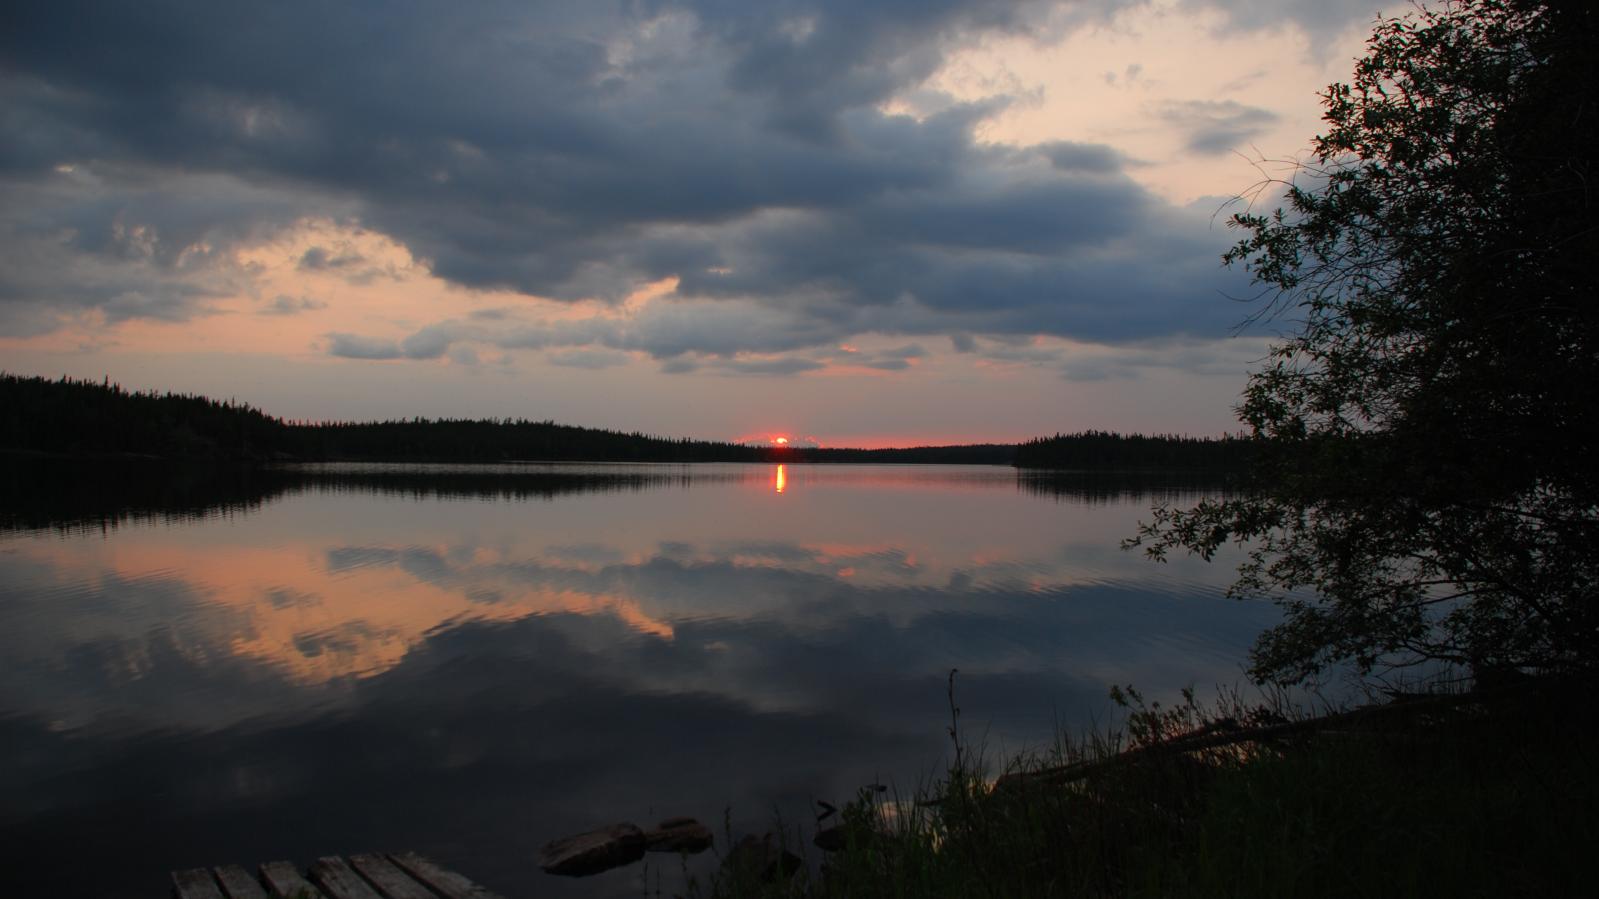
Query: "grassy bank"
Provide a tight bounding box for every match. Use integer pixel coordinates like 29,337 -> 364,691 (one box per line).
702,675 -> 1597,898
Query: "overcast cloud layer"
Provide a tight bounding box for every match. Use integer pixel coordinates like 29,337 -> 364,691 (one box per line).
0,1 -> 1385,361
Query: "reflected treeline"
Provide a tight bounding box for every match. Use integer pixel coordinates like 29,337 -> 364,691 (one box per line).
0,461 -> 750,534
0,460 -> 288,534
1,458 -> 1244,533
1017,470 -> 1241,503
294,465 -> 750,502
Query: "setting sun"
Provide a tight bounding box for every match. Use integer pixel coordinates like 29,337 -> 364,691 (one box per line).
774,436 -> 789,445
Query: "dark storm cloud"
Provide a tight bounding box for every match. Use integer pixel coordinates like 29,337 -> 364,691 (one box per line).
398,324 -> 457,360
351,300 -> 848,368
1155,99 -> 1281,155
296,246 -> 365,272
2,0 -> 1255,347
325,333 -> 404,360
325,323 -> 470,360
835,343 -> 928,371
1057,334 -> 1273,381
1185,0 -> 1382,40
1039,140 -> 1136,174
709,356 -> 827,376
297,244 -> 399,285
677,0 -> 1056,141
0,166 -> 323,333
983,343 -> 1065,364
259,294 -> 326,316
547,349 -> 632,370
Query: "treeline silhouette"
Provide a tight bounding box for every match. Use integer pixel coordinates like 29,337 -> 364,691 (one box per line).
1013,430 -> 1252,471
3,373 -> 1243,468
2,373 -> 288,459
298,418 -> 763,463
796,444 -> 1016,464
0,373 -> 768,462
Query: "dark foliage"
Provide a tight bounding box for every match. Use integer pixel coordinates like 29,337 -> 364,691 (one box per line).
719,676 -> 1599,898
1128,0 -> 1599,683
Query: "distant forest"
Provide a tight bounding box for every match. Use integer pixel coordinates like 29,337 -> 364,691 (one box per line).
1013,431 -> 1252,471
1,374 -> 1246,469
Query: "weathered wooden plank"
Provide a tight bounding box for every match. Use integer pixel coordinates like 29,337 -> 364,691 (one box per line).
388,852 -> 506,899
308,857 -> 385,899
259,860 -> 324,899
173,868 -> 227,899
346,854 -> 437,899
213,865 -> 271,899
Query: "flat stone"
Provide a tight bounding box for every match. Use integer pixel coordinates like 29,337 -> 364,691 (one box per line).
537,823 -> 647,877
645,817 -> 713,854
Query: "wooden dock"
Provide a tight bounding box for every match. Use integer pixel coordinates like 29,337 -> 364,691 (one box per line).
171,852 -> 506,899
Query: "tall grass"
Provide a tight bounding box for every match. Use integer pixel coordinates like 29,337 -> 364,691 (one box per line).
697,675 -> 1598,898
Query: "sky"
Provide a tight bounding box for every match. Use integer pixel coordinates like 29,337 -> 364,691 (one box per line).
0,0 -> 1392,448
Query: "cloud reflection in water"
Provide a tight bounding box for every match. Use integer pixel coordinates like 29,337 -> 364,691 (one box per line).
0,463 -> 1274,897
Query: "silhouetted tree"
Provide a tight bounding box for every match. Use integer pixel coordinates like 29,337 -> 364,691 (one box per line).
1128,0 -> 1598,683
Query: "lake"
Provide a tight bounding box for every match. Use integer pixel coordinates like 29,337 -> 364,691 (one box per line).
0,462 -> 1275,897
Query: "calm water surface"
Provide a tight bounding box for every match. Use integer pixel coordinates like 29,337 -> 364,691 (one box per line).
0,462 -> 1273,896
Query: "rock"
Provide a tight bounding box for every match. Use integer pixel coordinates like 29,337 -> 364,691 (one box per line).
814,823 -> 878,852
645,817 -> 713,854
721,833 -> 802,884
813,826 -> 847,852
537,822 -> 647,876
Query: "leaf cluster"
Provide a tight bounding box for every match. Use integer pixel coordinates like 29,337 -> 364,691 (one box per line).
1129,0 -> 1599,683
